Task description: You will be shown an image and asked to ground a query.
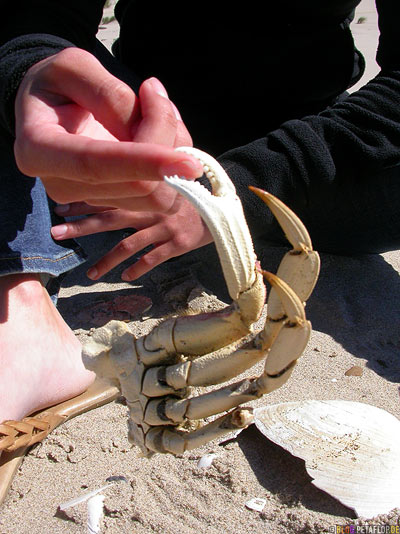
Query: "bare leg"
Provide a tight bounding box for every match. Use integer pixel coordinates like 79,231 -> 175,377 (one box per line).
0,273 -> 94,422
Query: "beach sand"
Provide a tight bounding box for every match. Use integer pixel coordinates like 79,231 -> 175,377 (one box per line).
1,1 -> 399,532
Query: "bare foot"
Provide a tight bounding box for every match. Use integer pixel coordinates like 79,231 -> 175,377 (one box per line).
0,274 -> 95,423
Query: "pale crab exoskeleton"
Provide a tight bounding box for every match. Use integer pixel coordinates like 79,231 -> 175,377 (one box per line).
82,147 -> 320,456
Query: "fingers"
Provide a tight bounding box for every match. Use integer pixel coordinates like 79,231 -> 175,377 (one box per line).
51,210 -> 173,279
15,50 -> 203,188
134,78 -> 177,146
174,115 -> 193,148
17,136 -> 203,184
43,176 -> 179,212
81,181 -> 178,212
52,198 -> 213,281
51,208 -> 159,239
86,223 -> 168,281
87,212 -> 212,281
120,242 -> 177,281
54,202 -> 114,217
18,48 -> 139,142
135,78 -> 192,148
51,209 -> 132,240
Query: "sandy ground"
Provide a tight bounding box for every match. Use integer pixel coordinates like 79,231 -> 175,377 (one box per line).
1,1 -> 399,532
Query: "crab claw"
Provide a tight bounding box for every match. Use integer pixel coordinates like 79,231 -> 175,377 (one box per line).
249,186 -> 320,310
165,147 -> 257,302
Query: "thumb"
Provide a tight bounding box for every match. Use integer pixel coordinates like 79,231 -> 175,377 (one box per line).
27,47 -> 140,141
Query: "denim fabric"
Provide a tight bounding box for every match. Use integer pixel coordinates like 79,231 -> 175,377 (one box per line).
0,140 -> 87,278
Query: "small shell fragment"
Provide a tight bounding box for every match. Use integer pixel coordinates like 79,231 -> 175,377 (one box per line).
59,484 -> 111,511
245,497 -> 267,512
87,494 -> 105,534
254,400 -> 400,518
197,453 -> 217,468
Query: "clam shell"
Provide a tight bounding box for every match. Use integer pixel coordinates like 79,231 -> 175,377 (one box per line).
254,400 -> 400,518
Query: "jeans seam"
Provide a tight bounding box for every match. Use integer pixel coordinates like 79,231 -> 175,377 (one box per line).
0,250 -> 81,262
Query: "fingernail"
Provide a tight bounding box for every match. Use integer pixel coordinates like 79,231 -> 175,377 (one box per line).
51,224 -> 68,239
87,267 -> 98,280
161,159 -> 204,179
121,271 -> 131,281
149,77 -> 169,98
54,204 -> 70,214
171,102 -> 182,121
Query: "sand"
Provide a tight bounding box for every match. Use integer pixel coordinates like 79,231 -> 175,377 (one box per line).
1,1 -> 399,532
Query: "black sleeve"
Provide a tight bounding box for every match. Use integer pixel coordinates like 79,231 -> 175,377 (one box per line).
0,1 -> 104,50
0,1 -> 105,136
218,0 -> 400,254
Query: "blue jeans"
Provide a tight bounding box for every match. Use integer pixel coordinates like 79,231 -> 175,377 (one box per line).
0,140 -> 87,279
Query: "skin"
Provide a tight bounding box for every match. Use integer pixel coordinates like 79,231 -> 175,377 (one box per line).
51,200 -> 212,282
0,273 -> 95,423
0,48 -> 211,425
38,49 -> 214,282
14,47 -> 204,211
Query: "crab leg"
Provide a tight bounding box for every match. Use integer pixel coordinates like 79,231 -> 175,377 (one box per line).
141,271 -> 309,431
135,278 -> 264,365
144,408 -> 254,455
249,187 -> 320,318
97,147 -> 265,376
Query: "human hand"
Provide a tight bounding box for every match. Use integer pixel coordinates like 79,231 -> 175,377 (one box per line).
49,60 -> 212,279
14,47 -> 203,212
51,199 -> 212,281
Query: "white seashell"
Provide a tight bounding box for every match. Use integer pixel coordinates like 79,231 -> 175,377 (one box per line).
254,400 -> 400,519
87,494 -> 105,534
59,484 -> 111,511
245,497 -> 267,512
197,453 -> 217,468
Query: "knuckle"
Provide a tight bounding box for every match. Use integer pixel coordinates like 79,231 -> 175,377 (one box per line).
99,210 -> 117,224
55,47 -> 84,64
172,233 -> 190,251
115,238 -> 136,256
76,143 -> 98,184
55,47 -> 94,72
44,180 -> 83,204
69,219 -> 83,235
14,150 -> 32,177
99,77 -> 134,108
147,189 -> 176,213
139,253 -> 158,268
55,191 -> 78,204
130,180 -> 158,197
48,191 -> 71,204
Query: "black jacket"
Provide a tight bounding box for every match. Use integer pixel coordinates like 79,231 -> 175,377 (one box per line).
0,1 -> 399,253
